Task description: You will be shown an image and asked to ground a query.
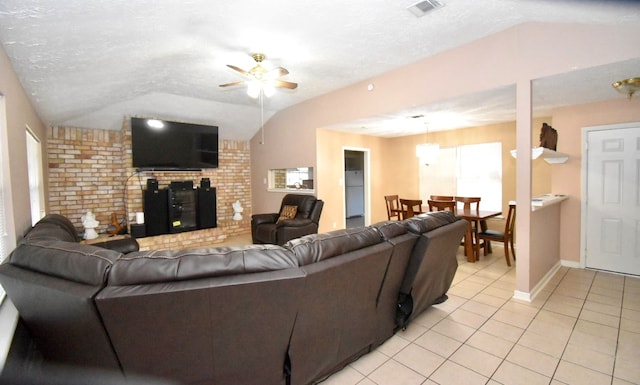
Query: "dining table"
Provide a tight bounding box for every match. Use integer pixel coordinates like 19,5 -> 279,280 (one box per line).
456,208 -> 502,262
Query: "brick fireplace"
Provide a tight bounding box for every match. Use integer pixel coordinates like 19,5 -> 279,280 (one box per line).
47,117 -> 251,250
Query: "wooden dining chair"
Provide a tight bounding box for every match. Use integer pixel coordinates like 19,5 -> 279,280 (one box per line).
384,195 -> 402,220
478,204 -> 516,266
454,196 -> 481,212
454,196 -> 485,258
427,199 -> 456,213
399,199 -> 423,219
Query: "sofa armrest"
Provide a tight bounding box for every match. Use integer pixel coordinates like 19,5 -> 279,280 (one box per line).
252,213 -> 279,226
92,238 -> 140,254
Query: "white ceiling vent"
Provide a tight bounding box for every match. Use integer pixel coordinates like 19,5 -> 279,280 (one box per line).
407,0 -> 444,17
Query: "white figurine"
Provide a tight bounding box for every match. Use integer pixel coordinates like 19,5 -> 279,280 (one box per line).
81,210 -> 99,240
232,200 -> 244,221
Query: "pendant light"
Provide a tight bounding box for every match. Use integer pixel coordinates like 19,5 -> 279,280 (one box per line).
416,123 -> 440,166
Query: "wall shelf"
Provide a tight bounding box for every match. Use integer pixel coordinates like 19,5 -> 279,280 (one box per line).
510,147 -> 568,164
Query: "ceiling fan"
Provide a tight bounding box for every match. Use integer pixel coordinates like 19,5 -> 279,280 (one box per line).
219,53 -> 298,97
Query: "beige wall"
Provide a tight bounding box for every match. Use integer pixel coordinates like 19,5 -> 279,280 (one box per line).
0,43 -> 47,240
250,106 -> 318,215
316,129 -> 387,232
316,117 -> 551,233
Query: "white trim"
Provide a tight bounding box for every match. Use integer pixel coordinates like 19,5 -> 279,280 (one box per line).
0,94 -> 16,276
580,122 -> 640,271
267,188 -> 315,194
25,126 -> 46,225
0,94 -> 18,371
513,261 -> 562,302
561,259 -> 582,269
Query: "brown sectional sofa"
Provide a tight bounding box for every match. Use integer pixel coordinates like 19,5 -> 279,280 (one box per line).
0,211 -> 467,385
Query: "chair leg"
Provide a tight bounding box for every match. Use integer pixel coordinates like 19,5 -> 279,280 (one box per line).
510,238 -> 516,260
504,241 -> 511,267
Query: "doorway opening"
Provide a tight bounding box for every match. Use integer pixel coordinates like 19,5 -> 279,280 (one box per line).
344,149 -> 369,229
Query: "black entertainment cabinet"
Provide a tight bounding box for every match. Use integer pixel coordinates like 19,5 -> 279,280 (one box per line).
141,179 -> 217,238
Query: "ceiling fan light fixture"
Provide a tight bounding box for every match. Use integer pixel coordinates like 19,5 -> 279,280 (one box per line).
612,77 -> 640,99
247,80 -> 261,98
251,53 -> 265,63
221,52 -> 297,98
263,82 -> 276,97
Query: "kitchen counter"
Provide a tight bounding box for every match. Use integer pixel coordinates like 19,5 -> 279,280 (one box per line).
510,194 -> 568,211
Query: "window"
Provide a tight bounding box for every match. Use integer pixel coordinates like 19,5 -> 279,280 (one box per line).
26,127 -> 45,225
0,95 -> 16,298
419,142 -> 502,211
268,167 -> 314,191
0,96 -> 19,373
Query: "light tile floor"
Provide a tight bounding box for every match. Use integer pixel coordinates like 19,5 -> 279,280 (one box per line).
316,246 -> 640,385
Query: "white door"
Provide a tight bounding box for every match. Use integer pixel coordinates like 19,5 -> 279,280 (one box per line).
585,124 -> 640,276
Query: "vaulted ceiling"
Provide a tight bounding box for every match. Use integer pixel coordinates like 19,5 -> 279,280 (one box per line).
0,0 -> 638,140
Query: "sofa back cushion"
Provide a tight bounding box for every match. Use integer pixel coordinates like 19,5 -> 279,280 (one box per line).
25,214 -> 80,242
97,267 -> 306,385
373,220 -> 408,240
0,237 -> 122,370
108,244 -> 298,286
286,226 -> 382,266
7,240 -> 120,286
404,210 -> 459,234
401,216 -> 468,322
287,235 -> 392,385
370,220 -> 418,343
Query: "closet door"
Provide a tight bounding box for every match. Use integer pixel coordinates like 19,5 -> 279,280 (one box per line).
585,124 -> 640,275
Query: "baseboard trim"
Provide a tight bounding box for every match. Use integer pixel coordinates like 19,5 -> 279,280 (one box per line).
513,260 -> 562,302
561,259 -> 582,269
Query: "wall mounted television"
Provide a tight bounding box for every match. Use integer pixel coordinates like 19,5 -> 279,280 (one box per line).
131,117 -> 219,171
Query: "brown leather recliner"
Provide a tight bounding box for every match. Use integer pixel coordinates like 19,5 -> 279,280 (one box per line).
251,194 -> 324,246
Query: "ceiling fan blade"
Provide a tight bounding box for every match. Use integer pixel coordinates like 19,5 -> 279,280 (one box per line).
219,81 -> 246,88
273,80 -> 298,90
226,64 -> 249,76
266,67 -> 289,79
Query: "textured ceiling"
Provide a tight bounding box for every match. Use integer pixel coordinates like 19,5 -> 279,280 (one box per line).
0,0 -> 639,140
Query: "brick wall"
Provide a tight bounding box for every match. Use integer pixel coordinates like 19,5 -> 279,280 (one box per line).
47,117 -> 251,249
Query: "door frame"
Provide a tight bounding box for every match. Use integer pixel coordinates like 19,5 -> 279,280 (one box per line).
580,121 -> 640,270
342,147 -> 371,228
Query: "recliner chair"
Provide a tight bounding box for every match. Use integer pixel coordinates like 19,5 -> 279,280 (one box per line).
251,194 -> 324,245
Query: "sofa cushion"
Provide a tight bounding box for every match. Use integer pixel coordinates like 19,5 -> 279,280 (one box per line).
277,205 -> 298,223
286,227 -> 383,266
280,194 -> 316,218
404,211 -> 459,234
108,244 -> 299,286
7,240 -> 121,286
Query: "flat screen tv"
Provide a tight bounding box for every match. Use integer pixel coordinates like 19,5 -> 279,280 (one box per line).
131,117 -> 219,170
